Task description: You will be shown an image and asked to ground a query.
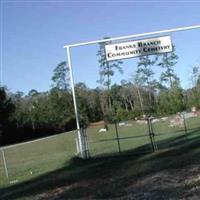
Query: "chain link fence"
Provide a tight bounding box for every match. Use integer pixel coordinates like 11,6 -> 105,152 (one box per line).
0,132 -> 76,187
85,112 -> 200,158
1,112 -> 200,187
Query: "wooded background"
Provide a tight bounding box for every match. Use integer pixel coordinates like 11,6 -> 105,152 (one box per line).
1,42 -> 200,146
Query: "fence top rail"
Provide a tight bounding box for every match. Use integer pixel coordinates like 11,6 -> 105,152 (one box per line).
63,25 -> 200,48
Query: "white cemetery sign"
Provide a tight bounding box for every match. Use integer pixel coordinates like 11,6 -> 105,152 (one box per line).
105,36 -> 172,61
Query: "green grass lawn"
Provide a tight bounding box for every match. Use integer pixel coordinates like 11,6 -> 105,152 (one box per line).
0,114 -> 200,192
0,126 -> 200,199
0,133 -> 76,187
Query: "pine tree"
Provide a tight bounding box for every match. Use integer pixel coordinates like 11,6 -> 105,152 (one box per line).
158,46 -> 179,88
97,37 -> 123,112
135,55 -> 158,112
51,61 -> 69,90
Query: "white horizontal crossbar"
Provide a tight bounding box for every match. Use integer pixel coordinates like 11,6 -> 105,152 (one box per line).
63,25 -> 200,48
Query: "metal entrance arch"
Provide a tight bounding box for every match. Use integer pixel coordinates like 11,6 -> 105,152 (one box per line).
64,25 -> 200,159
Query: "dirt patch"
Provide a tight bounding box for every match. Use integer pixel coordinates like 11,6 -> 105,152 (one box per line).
88,120 -> 106,128
23,164 -> 200,200
123,164 -> 200,200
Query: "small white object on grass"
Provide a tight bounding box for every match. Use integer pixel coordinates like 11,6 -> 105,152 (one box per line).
118,122 -> 126,126
161,117 -> 168,121
184,112 -> 197,119
136,120 -> 147,124
10,180 -> 19,184
99,128 -> 107,133
125,123 -> 132,127
152,119 -> 160,123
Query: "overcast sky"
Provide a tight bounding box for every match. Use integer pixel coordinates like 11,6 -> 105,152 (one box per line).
1,1 -> 200,94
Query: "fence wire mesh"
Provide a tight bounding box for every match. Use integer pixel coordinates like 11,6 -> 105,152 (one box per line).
0,132 -> 76,187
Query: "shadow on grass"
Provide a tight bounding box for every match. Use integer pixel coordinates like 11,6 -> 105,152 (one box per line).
1,128 -> 200,199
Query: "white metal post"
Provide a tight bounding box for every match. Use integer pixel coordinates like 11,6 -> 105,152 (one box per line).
66,46 -> 86,159
1,149 -> 9,178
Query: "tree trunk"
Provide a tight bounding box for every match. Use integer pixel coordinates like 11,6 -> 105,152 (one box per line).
169,76 -> 173,88
137,87 -> 145,115
106,62 -> 112,112
129,99 -> 134,111
108,92 -> 112,112
148,90 -> 152,109
124,99 -> 128,111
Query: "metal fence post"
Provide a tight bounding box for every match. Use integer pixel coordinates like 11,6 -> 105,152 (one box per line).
114,122 -> 121,153
1,149 -> 9,179
150,118 -> 158,151
182,113 -> 188,134
81,128 -> 90,159
147,117 -> 158,152
66,46 -> 88,159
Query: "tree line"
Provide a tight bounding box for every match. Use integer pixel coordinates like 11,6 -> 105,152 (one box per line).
1,42 -> 200,146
